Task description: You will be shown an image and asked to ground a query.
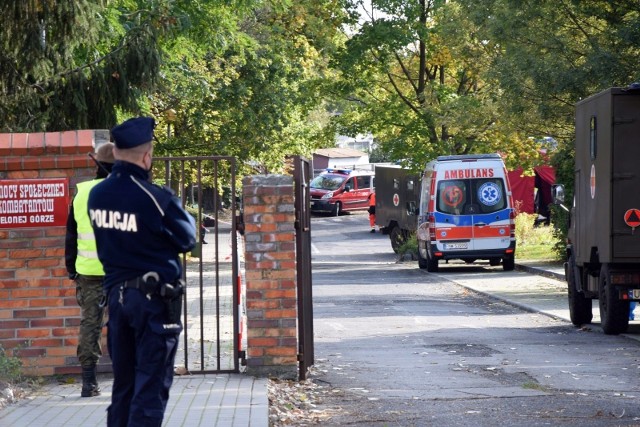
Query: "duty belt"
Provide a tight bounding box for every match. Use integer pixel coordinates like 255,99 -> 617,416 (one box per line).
122,277 -> 157,294
122,272 -> 184,299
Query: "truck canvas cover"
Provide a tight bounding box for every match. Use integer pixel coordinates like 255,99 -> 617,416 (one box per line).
574,88 -> 640,262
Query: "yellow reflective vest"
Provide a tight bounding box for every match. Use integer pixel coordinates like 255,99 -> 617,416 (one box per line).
73,179 -> 104,275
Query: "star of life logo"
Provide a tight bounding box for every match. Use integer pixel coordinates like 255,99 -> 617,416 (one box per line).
477,182 -> 501,206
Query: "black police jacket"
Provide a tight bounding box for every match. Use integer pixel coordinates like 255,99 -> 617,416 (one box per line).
87,161 -> 196,291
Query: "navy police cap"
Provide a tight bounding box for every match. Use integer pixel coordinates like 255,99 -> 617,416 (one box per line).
111,117 -> 155,149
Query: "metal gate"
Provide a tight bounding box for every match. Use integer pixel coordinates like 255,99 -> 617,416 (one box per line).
156,156 -> 243,374
292,155 -> 314,380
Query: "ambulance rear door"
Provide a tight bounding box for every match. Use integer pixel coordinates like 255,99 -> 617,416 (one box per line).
468,176 -> 512,251
433,172 -> 511,252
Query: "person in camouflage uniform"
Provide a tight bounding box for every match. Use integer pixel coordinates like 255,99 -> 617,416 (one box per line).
65,142 -> 114,397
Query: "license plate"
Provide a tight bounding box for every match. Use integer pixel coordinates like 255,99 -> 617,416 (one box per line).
445,242 -> 468,250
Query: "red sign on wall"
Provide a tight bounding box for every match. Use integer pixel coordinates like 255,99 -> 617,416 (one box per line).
0,178 -> 70,228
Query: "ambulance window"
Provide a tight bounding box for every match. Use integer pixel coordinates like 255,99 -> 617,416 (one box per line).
472,178 -> 506,213
436,180 -> 466,215
393,178 -> 400,189
420,177 -> 430,214
590,116 -> 597,161
407,180 -> 414,191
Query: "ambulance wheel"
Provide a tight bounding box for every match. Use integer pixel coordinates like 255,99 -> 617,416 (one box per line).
331,202 -> 341,216
502,255 -> 515,271
418,250 -> 428,269
389,226 -> 403,254
598,265 -> 629,335
567,254 -> 592,326
426,250 -> 438,272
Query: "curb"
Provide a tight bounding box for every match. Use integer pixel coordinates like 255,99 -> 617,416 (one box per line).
515,263 -> 565,282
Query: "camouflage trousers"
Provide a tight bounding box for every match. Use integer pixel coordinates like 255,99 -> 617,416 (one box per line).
75,275 -> 105,367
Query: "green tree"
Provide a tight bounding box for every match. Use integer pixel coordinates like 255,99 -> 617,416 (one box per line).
460,0 -> 640,142
150,0 -> 347,174
0,0 -> 349,177
460,0 -> 640,243
0,0 -> 180,131
327,0 -> 541,170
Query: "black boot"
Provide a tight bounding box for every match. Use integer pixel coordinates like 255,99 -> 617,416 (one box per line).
81,365 -> 101,397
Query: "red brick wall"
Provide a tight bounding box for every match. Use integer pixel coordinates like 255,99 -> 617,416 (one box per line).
242,175 -> 298,379
0,130 -> 110,376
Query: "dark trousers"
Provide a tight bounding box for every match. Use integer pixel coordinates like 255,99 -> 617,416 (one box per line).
106,286 -> 181,427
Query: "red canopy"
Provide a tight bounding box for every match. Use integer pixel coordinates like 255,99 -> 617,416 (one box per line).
507,166 -> 555,215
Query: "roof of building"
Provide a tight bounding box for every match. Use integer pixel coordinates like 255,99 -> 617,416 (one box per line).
314,147 -> 367,158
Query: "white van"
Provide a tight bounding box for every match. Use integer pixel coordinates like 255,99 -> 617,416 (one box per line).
416,154 -> 516,272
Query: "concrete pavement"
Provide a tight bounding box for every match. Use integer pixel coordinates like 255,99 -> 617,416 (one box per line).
0,373 -> 268,427
472,260 -> 638,341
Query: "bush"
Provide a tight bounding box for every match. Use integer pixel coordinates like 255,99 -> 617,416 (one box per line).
396,233 -> 418,260
0,345 -> 23,383
515,213 -> 562,261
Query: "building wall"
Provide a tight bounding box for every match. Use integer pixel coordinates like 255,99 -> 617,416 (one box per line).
0,130 -> 109,376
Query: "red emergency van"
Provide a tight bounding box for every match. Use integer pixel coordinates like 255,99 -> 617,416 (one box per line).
310,169 -> 375,216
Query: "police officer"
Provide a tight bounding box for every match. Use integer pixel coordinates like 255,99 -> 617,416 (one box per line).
65,142 -> 114,397
88,117 -> 196,427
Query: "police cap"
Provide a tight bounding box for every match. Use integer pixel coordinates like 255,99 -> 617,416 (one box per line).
111,117 -> 155,149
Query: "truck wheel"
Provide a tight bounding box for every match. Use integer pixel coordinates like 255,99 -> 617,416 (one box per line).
331,202 -> 341,217
502,255 -> 515,271
567,254 -> 592,326
389,226 -> 405,253
598,265 -> 629,335
426,249 -> 439,272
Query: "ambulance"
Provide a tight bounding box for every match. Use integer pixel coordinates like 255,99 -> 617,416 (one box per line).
416,154 -> 516,272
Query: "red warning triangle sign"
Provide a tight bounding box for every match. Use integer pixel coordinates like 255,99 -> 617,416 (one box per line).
624,209 -> 640,228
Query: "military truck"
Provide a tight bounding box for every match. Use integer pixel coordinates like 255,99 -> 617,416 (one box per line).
555,86 -> 640,334
374,165 -> 421,253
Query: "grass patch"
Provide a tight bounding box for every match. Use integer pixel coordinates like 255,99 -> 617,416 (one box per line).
522,381 -> 548,391
515,213 -> 562,261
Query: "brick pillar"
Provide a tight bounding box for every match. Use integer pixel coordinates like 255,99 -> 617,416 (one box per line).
0,130 -> 110,376
242,175 -> 298,379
